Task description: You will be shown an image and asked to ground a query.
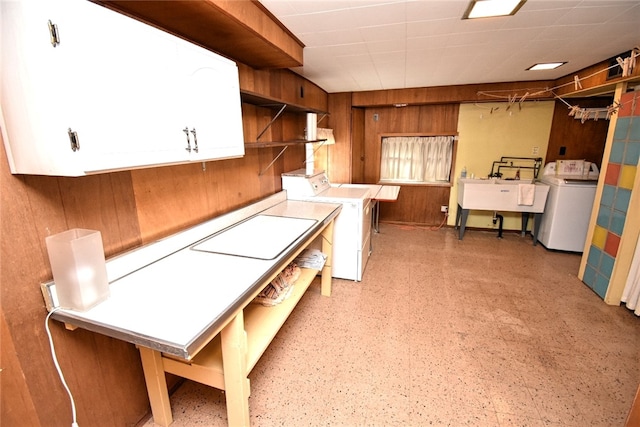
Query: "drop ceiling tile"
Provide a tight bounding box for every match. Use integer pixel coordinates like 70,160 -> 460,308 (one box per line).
358,22 -> 407,42
405,1 -> 468,22
345,1 -> 407,27
554,4 -> 637,25
300,29 -> 364,46
259,0 -> 640,93
407,18 -> 461,38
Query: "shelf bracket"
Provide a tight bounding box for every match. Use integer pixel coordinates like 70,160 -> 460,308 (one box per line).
259,146 -> 288,176
256,104 -> 287,141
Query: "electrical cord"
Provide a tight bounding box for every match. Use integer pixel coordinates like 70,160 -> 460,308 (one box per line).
45,308 -> 80,427
429,212 -> 449,231
384,211 -> 450,232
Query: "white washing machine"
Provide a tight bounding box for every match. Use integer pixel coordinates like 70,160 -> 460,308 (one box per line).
282,169 -> 372,281
537,161 -> 599,252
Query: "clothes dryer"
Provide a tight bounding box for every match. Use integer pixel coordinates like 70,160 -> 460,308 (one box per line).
282,169 -> 372,281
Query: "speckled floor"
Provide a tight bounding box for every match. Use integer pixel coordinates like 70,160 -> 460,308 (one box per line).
143,224 -> 640,427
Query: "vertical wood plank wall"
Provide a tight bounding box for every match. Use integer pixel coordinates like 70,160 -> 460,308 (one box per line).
546,98 -> 611,168
358,104 -> 460,225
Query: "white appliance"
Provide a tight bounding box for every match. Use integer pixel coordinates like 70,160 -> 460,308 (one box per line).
537,161 -> 600,252
282,169 -> 372,281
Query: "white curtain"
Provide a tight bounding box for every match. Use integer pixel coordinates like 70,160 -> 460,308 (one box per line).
621,235 -> 640,316
380,136 -> 453,183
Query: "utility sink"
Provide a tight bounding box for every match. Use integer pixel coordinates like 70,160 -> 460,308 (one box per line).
457,178 -> 549,213
455,178 -> 550,243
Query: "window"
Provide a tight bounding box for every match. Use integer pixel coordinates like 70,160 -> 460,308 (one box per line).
379,135 -> 454,184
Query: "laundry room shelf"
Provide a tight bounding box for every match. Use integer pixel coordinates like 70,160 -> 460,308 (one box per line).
160,267 -> 320,389
244,139 -> 327,148
241,90 -> 327,115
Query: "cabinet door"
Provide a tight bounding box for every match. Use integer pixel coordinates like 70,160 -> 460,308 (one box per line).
2,0 -> 245,176
77,2 -> 189,173
176,41 -> 245,163
1,0 -> 87,175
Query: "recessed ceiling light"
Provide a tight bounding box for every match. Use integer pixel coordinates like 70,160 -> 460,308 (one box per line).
527,62 -> 566,71
463,0 -> 527,19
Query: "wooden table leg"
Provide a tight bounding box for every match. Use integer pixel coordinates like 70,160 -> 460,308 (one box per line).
321,220 -> 334,296
138,346 -> 173,427
220,311 -> 250,427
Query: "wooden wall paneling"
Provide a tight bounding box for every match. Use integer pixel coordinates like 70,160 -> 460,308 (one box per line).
359,104 -> 459,224
237,63 -> 273,95
268,69 -> 285,102
1,139 -> 150,426
45,327 -> 149,426
324,92 -> 353,183
1,311 -> 41,426
351,107 -> 365,183
130,155 -> 272,245
380,185 -> 451,225
302,78 -> 329,113
546,98 -> 611,168
418,104 -> 460,134
215,155 -> 267,210
55,173 -> 141,257
108,172 -> 144,252
282,144 -> 307,174
1,171 -> 70,426
553,57 -> 640,97
272,70 -> 328,113
130,163 -> 209,243
362,106 -> 385,183
352,80 -> 555,106
241,103 -> 263,143
279,70 -> 300,106
237,62 -> 254,92
238,63 -> 328,114
258,148 -> 284,193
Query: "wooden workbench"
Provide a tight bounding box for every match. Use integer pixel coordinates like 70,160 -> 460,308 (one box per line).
42,192 -> 341,426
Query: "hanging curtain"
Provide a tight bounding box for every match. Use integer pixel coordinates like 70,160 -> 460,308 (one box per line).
621,235 -> 640,316
380,136 -> 453,183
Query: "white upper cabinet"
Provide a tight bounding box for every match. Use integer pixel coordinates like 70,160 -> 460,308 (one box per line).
176,40 -> 245,163
0,0 -> 245,176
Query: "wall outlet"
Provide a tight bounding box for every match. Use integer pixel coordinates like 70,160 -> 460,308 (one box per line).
532,146 -> 539,155
440,205 -> 448,213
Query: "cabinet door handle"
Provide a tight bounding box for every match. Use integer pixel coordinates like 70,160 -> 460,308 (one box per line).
190,128 -> 198,153
183,127 -> 191,152
48,20 -> 60,47
67,128 -> 79,151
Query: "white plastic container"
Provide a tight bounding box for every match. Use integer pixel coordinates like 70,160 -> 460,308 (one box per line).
45,229 -> 110,311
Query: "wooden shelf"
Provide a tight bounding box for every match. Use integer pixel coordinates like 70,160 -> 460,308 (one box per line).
162,268 -> 320,388
241,90 -> 327,115
244,139 -> 327,148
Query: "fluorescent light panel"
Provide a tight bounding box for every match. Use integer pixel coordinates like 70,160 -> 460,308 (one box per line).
527,62 -> 566,71
463,0 -> 526,19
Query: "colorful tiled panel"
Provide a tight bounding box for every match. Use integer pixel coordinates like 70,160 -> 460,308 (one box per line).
583,91 -> 639,299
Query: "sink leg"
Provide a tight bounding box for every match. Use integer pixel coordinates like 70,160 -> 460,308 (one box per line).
521,213 -> 529,237
456,206 -> 469,240
532,213 -> 541,246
